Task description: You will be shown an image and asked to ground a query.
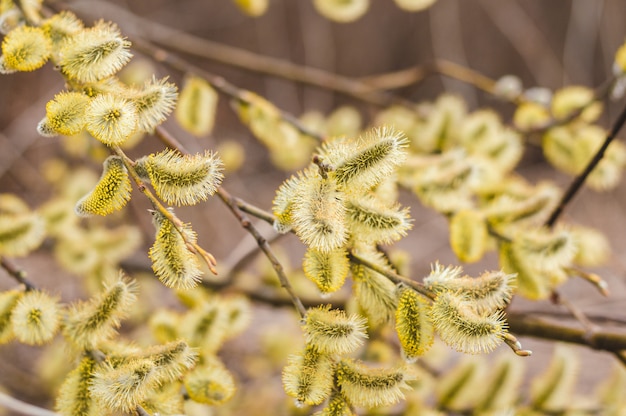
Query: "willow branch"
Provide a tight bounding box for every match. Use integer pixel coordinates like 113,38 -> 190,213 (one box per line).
154,127 -> 307,318
347,252 -> 436,301
0,392 -> 58,416
131,38 -> 325,142
111,146 -> 218,274
0,256 -> 36,290
545,98 -> 626,227
360,59 -> 499,97
216,188 -> 306,318
506,312 -> 626,352
59,0 -> 403,107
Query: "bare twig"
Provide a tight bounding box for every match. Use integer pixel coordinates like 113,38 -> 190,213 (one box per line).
131,38 -> 325,142
154,127 -> 306,318
216,188 -> 307,318
506,312 -> 626,352
348,252 -> 436,301
0,256 -> 36,290
0,392 -> 58,416
545,98 -> 626,227
360,59 -> 499,97
112,146 -> 218,275
59,0 -> 405,107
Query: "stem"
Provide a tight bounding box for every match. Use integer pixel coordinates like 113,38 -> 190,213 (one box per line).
216,188 -> 307,318
0,256 -> 36,291
154,127 -> 306,318
112,146 -> 218,274
506,312 -> 626,352
348,252 -> 435,301
360,60 -> 499,97
545,99 -> 626,227
0,392 -> 58,416
131,38 -> 325,142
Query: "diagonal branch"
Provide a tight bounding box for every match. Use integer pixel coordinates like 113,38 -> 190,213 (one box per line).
545,99 -> 626,227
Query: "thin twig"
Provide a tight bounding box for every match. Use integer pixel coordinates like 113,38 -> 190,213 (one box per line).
154,127 -> 307,317
131,38 -> 325,142
0,392 -> 58,416
360,60 -> 499,97
0,256 -> 36,290
59,0 -> 404,107
506,312 -> 626,352
348,252 -> 435,301
545,99 -> 626,227
112,146 -> 218,275
216,188 -> 307,318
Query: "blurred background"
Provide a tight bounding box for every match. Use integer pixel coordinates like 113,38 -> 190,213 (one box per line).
2,0 -> 626,413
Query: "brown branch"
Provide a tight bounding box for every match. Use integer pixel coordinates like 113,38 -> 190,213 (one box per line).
0,256 -> 36,291
506,312 -> 626,352
112,146 -> 218,275
545,98 -> 626,227
216,188 -> 307,318
131,38 -> 325,142
347,252 -> 436,301
57,0 -> 409,108
0,391 -> 58,416
360,59 -> 499,97
154,127 -> 307,318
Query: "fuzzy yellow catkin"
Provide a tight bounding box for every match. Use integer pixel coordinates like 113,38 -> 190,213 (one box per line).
128,76 -> 178,132
329,127 -> 408,191
430,292 -> 507,354
58,20 -> 132,83
291,172 -> 348,252
1,25 -> 51,72
140,381 -> 184,416
219,295 -> 252,339
90,359 -> 156,413
184,357 -> 236,405
63,278 -> 137,350
313,0 -> 370,23
424,263 -> 515,313
56,356 -> 99,416
303,305 -> 368,355
175,76 -> 218,136
282,345 -> 334,406
38,91 -> 91,137
512,226 -> 576,272
449,209 -> 487,263
10,290 -> 60,345
41,11 -> 84,50
0,290 -> 23,344
314,391 -> 355,416
395,285 -> 434,361
272,171 -> 304,233
530,345 -> 580,412
303,247 -> 350,294
0,211 -> 46,257
335,358 -> 412,408
85,93 -> 138,146
149,309 -> 180,343
75,155 -> 131,216
182,301 -> 228,354
140,340 -> 197,385
149,210 -> 203,290
137,149 -> 223,206
344,195 -> 412,244
475,352 -> 525,412
351,251 -> 398,325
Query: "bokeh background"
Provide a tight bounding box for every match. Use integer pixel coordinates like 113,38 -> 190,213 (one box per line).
2,0 -> 626,413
